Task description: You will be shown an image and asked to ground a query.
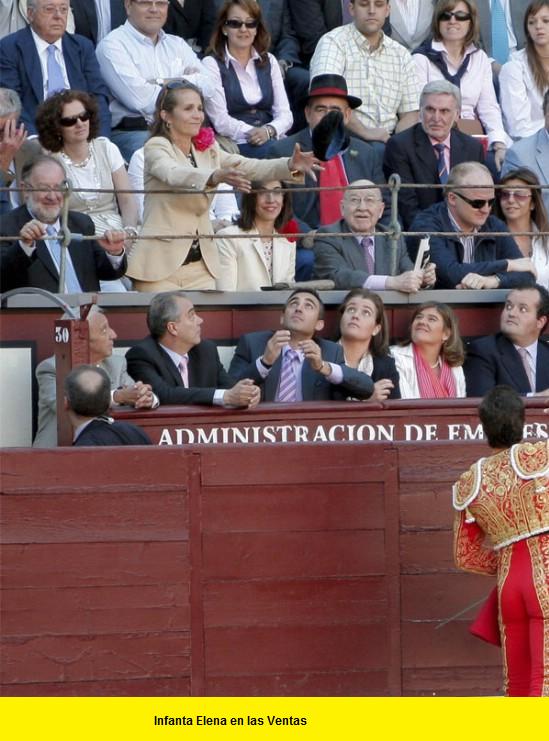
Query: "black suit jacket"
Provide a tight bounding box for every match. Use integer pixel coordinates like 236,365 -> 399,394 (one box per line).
126,336 -> 232,406
73,417 -> 152,446
372,355 -> 401,399
70,0 -> 127,45
0,206 -> 127,293
228,330 -> 374,401
383,123 -> 485,230
464,333 -> 549,397
164,0 -> 203,41
268,127 -> 388,231
288,0 -> 342,62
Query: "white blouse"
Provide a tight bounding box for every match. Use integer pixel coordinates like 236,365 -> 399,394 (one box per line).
500,49 -> 545,140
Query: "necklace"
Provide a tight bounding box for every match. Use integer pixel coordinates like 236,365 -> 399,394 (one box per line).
61,146 -> 92,168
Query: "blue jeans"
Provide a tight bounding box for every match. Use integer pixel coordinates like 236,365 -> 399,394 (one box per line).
111,129 -> 149,163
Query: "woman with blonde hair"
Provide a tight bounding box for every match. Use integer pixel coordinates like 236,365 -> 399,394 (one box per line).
390,301 -> 466,399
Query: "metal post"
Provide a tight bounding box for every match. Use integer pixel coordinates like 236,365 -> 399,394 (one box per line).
57,180 -> 73,293
387,174 -> 402,277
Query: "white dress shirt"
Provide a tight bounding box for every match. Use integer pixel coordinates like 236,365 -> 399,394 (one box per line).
94,0 -> 112,43
30,28 -> 69,99
500,49 -> 545,140
96,21 -> 215,127
202,48 -> 292,144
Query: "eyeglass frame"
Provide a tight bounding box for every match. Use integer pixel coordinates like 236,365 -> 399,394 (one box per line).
59,110 -> 92,127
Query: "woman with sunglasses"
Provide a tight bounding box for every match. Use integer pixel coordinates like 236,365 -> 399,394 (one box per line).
35,91 -> 139,252
202,0 -> 292,157
496,168 -> 549,289
216,179 -> 295,290
413,0 -> 508,169
390,302 -> 465,399
337,289 -> 400,402
500,0 -> 549,140
126,80 -> 319,292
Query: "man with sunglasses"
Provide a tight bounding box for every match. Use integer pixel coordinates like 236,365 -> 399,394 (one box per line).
96,0 -> 214,162
408,161 -> 537,290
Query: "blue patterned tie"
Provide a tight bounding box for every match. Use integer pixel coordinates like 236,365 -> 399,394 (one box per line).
434,143 -> 448,185
46,44 -> 66,97
277,349 -> 299,403
46,225 -> 82,293
491,0 -> 509,65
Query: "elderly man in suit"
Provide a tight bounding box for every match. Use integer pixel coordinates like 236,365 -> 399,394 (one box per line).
384,80 -> 485,230
66,365 -> 152,446
0,155 -> 127,293
34,307 -> 157,447
0,0 -> 75,36
229,288 -> 375,402
464,285 -> 549,397
502,89 -> 549,213
126,291 -> 261,408
313,179 -> 435,291
0,0 -> 110,135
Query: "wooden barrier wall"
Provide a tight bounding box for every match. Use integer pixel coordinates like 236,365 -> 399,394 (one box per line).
1,440 -> 503,697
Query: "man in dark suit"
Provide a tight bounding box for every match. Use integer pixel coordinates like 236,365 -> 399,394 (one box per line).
229,288 -> 374,402
464,285 -> 549,397
0,155 -> 127,293
313,179 -> 436,291
66,365 -> 152,446
163,0 -> 203,44
288,0 -> 344,66
126,291 -> 261,408
384,80 -> 485,230
268,73 -> 387,278
0,0 -> 111,136
70,0 -> 127,45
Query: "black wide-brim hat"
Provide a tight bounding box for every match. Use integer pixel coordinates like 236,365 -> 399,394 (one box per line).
307,73 -> 362,110
312,109 -> 350,161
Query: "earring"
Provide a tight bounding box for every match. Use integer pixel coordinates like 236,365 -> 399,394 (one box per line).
166,121 -> 171,129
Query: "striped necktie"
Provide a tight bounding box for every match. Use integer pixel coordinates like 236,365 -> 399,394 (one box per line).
277,349 -> 299,403
178,356 -> 189,387
45,225 -> 82,293
361,236 -> 375,274
491,0 -> 509,65
434,143 -> 448,184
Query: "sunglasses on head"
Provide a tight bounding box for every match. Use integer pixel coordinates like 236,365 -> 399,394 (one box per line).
224,19 -> 259,29
439,10 -> 472,21
454,192 -> 495,209
59,110 -> 91,127
499,189 -> 532,202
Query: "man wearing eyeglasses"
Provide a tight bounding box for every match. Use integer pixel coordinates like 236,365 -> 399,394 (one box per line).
0,0 -> 111,136
96,0 -> 214,162
408,161 -> 537,290
312,179 -> 435,291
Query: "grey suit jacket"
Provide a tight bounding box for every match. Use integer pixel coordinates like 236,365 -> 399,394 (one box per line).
33,354 -> 134,448
502,128 -> 549,213
390,0 -> 433,50
312,219 -> 413,289
476,0 -> 528,55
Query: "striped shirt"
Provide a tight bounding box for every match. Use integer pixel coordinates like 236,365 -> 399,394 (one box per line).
310,25 -> 420,134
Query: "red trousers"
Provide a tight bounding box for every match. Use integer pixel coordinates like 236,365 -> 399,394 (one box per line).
498,534 -> 549,696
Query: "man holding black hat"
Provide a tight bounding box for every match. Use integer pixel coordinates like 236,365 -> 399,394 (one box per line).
268,73 -> 387,279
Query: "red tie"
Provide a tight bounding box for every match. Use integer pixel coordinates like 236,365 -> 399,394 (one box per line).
319,154 -> 349,225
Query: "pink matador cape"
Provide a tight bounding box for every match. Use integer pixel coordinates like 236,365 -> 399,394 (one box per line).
453,440 -> 549,696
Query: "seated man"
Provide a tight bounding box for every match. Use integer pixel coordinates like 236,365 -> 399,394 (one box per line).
66,365 -> 152,446
126,291 -> 261,408
0,0 -> 110,136
313,179 -> 435,291
310,0 -> 419,145
502,89 -> 549,214
409,162 -> 537,290
464,285 -> 549,397
34,306 -> 157,447
96,0 -> 214,161
228,288 -> 374,402
383,80 -> 485,230
0,155 -> 127,293
268,73 -> 388,279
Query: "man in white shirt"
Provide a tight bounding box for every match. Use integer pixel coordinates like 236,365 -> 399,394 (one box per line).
96,0 -> 214,161
310,0 -> 420,145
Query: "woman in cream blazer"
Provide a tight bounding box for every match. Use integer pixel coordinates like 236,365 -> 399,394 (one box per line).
216,179 -> 295,290
127,82 -> 316,292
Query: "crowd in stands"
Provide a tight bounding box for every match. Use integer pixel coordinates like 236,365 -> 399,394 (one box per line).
1,1 -> 549,440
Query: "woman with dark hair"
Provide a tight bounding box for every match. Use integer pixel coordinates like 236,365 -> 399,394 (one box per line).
496,168 -> 549,289
390,301 -> 466,398
413,0 -> 508,168
453,386 -> 549,696
126,81 -> 319,292
216,179 -> 295,290
500,0 -> 549,139
35,90 -> 138,240
337,289 -> 400,401
202,0 -> 292,157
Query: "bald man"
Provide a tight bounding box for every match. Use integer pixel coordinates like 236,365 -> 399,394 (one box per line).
312,179 -> 435,291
